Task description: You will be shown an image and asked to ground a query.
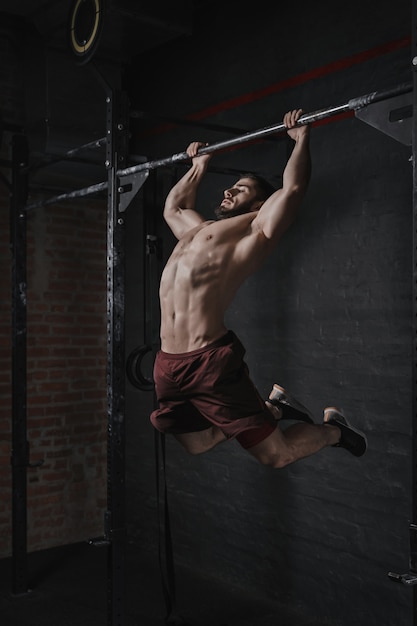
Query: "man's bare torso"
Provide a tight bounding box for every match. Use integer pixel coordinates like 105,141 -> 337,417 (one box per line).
159,212 -> 272,353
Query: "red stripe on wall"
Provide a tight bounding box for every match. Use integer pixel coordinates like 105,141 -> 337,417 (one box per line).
140,36 -> 410,139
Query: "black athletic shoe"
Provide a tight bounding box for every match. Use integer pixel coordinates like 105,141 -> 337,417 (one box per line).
324,407 -> 367,457
266,383 -> 315,424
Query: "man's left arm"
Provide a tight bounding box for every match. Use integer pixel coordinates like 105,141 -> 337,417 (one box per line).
252,109 -> 311,242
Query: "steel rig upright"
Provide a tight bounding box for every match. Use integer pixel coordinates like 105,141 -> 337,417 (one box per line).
104,87 -> 130,626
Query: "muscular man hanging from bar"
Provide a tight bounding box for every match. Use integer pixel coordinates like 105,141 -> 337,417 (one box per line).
150,109 -> 367,467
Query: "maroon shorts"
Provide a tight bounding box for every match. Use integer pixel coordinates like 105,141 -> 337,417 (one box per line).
150,331 -> 276,449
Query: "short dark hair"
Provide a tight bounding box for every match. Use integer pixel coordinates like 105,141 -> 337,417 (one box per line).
240,172 -> 276,201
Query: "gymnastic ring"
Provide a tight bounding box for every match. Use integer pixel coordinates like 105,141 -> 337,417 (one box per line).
126,344 -> 154,391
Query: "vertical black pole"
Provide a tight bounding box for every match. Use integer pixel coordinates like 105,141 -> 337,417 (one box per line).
10,134 -> 29,595
413,0 -> 417,621
105,88 -> 129,626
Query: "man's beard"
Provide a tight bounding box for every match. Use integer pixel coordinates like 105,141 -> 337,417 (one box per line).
214,201 -> 256,220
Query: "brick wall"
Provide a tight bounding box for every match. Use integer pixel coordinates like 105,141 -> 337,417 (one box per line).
1,190 -> 108,559
0,17 -> 108,558
25,200 -> 107,552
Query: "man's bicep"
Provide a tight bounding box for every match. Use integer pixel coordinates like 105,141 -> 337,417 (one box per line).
164,206 -> 205,239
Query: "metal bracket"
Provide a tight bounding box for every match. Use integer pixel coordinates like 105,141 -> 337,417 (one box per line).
355,92 -> 412,145
117,170 -> 149,213
88,536 -> 111,547
146,233 -> 162,257
388,524 -> 417,586
388,571 -> 417,585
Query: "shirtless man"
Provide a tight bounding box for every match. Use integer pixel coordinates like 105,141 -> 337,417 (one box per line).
150,109 -> 367,467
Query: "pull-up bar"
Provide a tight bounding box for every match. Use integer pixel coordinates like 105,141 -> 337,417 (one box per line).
25,81 -> 412,211
118,81 -> 412,176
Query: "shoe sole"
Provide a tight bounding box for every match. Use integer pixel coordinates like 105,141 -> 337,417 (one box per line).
267,384 -> 315,424
324,407 -> 367,457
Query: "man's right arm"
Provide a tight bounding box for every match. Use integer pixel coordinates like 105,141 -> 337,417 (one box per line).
163,142 -> 212,240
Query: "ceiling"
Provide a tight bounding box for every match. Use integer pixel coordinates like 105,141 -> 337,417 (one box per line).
0,0 -> 208,61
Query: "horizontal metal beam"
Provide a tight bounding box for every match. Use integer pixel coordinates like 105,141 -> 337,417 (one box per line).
28,137 -> 107,174
25,81 -> 412,211
26,181 -> 108,210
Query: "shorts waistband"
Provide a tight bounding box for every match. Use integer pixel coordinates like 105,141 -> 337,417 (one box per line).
159,330 -> 235,359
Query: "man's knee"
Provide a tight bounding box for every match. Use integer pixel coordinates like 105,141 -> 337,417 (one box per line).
252,450 -> 292,469
245,433 -> 293,468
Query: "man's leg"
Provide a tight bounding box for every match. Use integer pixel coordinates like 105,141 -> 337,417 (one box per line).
245,421 -> 340,468
246,403 -> 367,467
174,426 -> 228,455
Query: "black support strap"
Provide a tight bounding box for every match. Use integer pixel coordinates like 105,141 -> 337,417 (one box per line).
154,430 -> 188,625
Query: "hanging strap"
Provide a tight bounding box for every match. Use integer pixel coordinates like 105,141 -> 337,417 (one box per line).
154,430 -> 189,625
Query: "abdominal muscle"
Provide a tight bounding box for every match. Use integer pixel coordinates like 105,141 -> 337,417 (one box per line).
159,278 -> 229,354
159,216 -> 264,353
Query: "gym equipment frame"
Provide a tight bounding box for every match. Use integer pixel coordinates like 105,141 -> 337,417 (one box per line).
9,76 -> 415,626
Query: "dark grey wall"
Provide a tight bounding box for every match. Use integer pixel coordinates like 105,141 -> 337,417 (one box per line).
124,1 -> 413,624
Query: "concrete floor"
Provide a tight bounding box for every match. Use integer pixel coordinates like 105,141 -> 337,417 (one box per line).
0,542 -> 332,626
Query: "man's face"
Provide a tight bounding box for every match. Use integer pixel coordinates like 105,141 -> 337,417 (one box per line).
214,177 -> 263,220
